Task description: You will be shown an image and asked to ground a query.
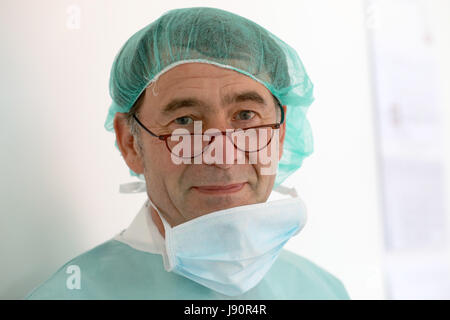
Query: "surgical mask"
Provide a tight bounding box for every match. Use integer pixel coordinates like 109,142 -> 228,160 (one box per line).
147,184 -> 307,297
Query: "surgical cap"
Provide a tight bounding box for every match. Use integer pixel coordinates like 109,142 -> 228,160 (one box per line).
104,7 -> 314,188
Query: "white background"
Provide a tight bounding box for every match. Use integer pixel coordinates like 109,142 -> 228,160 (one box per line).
1,0 -> 449,299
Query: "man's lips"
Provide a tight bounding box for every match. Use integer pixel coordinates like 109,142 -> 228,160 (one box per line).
193,183 -> 247,194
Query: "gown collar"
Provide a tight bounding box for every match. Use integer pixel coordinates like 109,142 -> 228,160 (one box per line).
114,199 -> 171,270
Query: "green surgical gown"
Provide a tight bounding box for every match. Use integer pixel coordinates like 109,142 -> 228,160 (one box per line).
25,200 -> 350,300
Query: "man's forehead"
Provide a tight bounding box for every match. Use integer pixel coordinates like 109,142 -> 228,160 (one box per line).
143,63 -> 274,108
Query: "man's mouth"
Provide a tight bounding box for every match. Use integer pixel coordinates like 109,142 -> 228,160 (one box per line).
193,183 -> 247,194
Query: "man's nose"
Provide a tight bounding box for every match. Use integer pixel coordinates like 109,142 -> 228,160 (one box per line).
203,122 -> 246,168
211,132 -> 239,169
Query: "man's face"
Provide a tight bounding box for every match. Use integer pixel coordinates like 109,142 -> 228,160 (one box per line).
115,63 -> 286,228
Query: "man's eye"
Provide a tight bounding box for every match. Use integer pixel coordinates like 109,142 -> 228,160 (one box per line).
174,116 -> 193,125
235,110 -> 255,121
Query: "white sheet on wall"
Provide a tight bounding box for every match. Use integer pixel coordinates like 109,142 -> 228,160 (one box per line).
382,158 -> 446,250
368,0 -> 449,299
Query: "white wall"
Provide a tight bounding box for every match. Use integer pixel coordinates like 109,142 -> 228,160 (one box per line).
1,0 -> 431,299
428,1 -> 450,255
276,0 -> 386,299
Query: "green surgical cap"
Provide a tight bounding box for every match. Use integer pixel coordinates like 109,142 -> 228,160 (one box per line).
105,7 -> 314,188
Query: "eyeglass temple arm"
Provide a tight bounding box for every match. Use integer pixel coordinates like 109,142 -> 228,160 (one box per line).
278,103 -> 285,125
132,114 -> 165,140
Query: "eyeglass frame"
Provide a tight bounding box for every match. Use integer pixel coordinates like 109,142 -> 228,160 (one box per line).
132,102 -> 285,158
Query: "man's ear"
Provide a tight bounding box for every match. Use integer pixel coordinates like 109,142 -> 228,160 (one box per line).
278,105 -> 287,161
113,112 -> 144,174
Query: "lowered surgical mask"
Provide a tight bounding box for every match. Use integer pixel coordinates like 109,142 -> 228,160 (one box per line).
147,184 -> 307,297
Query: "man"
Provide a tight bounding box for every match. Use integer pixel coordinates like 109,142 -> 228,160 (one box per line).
26,7 -> 350,299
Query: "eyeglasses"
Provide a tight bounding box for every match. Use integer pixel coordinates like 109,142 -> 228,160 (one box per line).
132,103 -> 284,159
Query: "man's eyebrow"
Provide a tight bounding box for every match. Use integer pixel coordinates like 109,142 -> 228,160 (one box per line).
162,98 -> 208,115
161,91 -> 267,115
222,91 -> 267,106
